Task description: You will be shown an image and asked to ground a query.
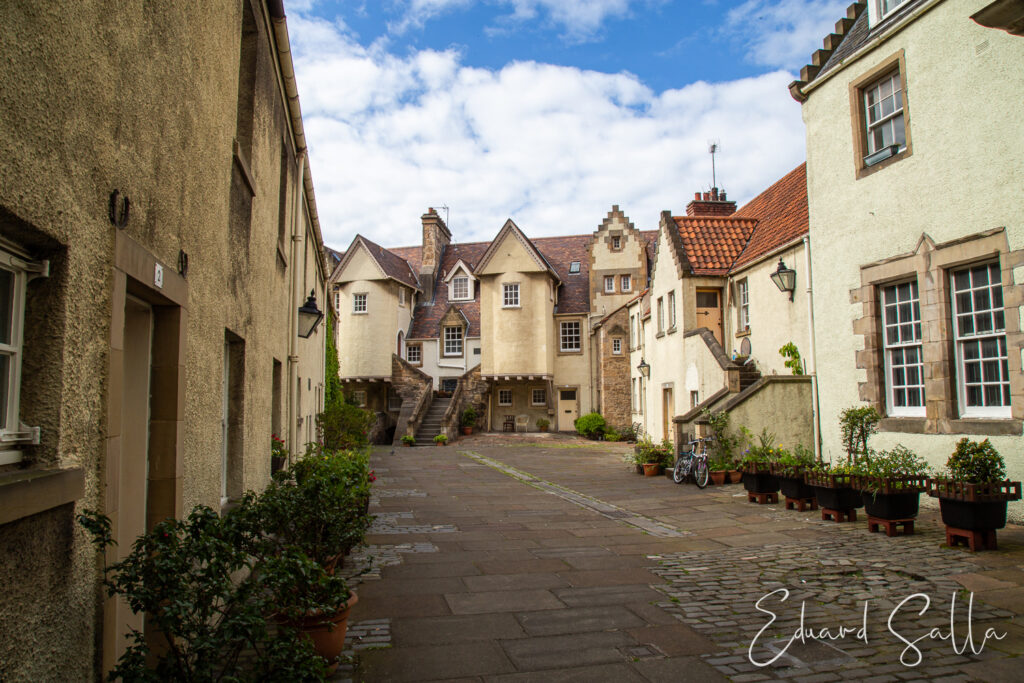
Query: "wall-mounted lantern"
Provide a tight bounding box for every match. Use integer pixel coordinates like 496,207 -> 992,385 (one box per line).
770,258 -> 796,301
637,358 -> 651,378
297,290 -> 324,338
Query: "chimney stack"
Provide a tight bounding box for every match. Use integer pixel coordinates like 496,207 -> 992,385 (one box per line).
419,207 -> 451,300
686,187 -> 737,217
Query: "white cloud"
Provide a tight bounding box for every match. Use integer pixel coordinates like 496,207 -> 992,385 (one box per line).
724,0 -> 849,69
288,13 -> 807,250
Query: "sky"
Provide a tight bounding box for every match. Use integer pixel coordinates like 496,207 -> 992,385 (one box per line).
287,0 -> 848,249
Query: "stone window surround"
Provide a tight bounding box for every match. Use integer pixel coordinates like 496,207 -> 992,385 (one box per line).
558,319 -> 582,354
851,228 -> 1023,436
531,387 -> 546,406
604,275 -> 615,293
406,343 -> 422,365
498,388 -> 513,406
849,50 -> 913,180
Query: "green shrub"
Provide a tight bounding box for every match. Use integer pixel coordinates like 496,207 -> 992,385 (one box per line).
700,408 -> 738,462
316,400 -> 374,451
461,407 -> 478,428
779,342 -> 804,375
604,429 -> 621,442
401,434 -> 415,445
946,438 -> 1005,484
574,412 -> 607,439
434,434 -> 448,445
536,417 -> 550,430
839,405 -> 880,463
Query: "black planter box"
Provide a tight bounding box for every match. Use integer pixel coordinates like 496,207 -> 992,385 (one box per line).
742,472 -> 779,494
939,498 -> 1008,531
779,476 -> 815,500
813,486 -> 862,511
862,491 -> 919,520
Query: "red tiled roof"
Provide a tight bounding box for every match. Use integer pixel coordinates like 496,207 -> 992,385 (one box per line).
408,241 -> 489,339
673,216 -> 758,276
355,236 -> 420,289
730,163 -> 808,271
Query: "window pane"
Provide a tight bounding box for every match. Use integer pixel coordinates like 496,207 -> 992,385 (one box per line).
954,269 -> 970,290
0,268 -> 12,345
958,314 -> 974,336
0,353 -> 8,429
892,114 -> 906,147
967,385 -> 983,406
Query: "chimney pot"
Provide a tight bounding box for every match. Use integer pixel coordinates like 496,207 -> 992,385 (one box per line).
694,192 -> 701,201
711,188 -> 719,200
703,192 -> 710,201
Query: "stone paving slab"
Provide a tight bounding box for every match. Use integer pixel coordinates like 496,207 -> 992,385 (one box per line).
344,440 -> 1024,681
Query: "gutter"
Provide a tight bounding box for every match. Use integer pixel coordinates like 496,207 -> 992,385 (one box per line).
804,235 -> 822,462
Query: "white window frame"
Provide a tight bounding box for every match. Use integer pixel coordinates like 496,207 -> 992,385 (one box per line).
879,0 -> 908,19
531,388 -> 546,406
621,274 -> 631,292
629,315 -> 636,348
668,291 -> 676,329
334,290 -> 340,313
353,292 -> 367,314
351,390 -> 367,407
0,247 -> 45,464
560,320 -> 581,352
451,276 -> 471,301
881,280 -> 925,417
604,276 -> 615,293
611,236 -> 621,250
631,378 -> 637,412
498,389 -> 513,406
738,279 -> 750,330
569,261 -> 580,274
502,283 -> 520,308
951,262 -> 1010,418
406,344 -> 421,364
863,70 -> 905,159
443,325 -> 464,357
612,338 -> 622,355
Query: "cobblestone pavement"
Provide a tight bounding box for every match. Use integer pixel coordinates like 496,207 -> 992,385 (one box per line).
339,435 -> 1024,682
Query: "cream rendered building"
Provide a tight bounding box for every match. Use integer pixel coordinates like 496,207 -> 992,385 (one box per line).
329,207 -> 654,439
791,0 -> 1023,519
0,2 -> 328,679
628,170 -> 814,451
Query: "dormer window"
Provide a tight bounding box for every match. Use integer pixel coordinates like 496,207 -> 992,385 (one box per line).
569,261 -> 580,274
452,276 -> 470,301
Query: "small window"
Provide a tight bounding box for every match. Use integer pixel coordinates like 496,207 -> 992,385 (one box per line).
406,344 -> 421,364
334,290 -> 340,313
668,291 -> 676,329
656,297 -> 664,333
503,283 -> 520,307
621,274 -> 631,292
531,388 -> 546,405
738,280 -> 750,330
612,338 -> 622,355
443,326 -> 463,356
0,246 -> 45,460
604,276 -> 615,293
353,293 -> 367,313
690,391 -> 699,408
611,235 -> 621,250
696,291 -> 719,308
441,378 -> 458,393
351,390 -> 367,407
452,276 -> 470,301
559,389 -> 576,401
560,321 -> 581,352
473,347 -> 481,355
629,315 -> 636,348
568,262 -> 581,274
398,288 -> 406,305
498,389 -> 513,406
860,69 -> 909,165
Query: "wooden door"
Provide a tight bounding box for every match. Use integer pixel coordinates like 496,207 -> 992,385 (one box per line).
558,389 -> 578,431
695,289 -> 723,346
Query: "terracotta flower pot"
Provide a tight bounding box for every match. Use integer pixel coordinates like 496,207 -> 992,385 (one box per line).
710,470 -> 727,486
643,463 -> 663,477
728,470 -> 742,484
462,426 -> 473,435
289,592 -> 358,675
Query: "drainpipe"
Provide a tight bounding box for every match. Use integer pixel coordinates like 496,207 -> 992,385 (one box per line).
803,235 -> 821,462
288,150 -> 307,458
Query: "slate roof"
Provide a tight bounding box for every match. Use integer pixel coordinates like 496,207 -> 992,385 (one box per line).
730,163 -> 808,271
673,216 -> 758,276
408,241 -> 488,340
816,9 -> 870,82
533,234 -> 593,315
354,236 -> 421,289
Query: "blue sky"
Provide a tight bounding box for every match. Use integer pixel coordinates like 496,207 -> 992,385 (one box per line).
288,0 -> 848,248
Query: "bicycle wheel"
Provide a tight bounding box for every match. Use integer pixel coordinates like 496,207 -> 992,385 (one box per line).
672,455 -> 688,484
693,458 -> 709,489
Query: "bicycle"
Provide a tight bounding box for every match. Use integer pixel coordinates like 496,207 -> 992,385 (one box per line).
672,436 -> 713,488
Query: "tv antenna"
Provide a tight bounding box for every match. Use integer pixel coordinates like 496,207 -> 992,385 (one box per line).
708,141 -> 720,189
437,204 -> 450,229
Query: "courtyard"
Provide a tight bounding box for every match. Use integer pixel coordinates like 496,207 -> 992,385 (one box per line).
336,436 -> 1024,682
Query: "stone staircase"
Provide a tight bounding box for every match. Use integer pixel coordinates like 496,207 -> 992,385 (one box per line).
737,364 -> 761,391
414,396 -> 451,446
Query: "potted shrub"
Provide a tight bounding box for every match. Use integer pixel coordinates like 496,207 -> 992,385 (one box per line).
739,427 -> 780,495
771,444 -> 816,501
700,408 -> 740,482
401,434 -> 415,447
434,433 -> 448,446
536,417 -> 550,432
77,507 -> 332,680
927,438 -> 1022,549
857,444 -> 931,521
807,406 -> 879,519
461,407 -> 477,435
574,412 -> 607,440
708,453 -> 731,486
271,433 -> 288,473
628,440 -> 652,474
